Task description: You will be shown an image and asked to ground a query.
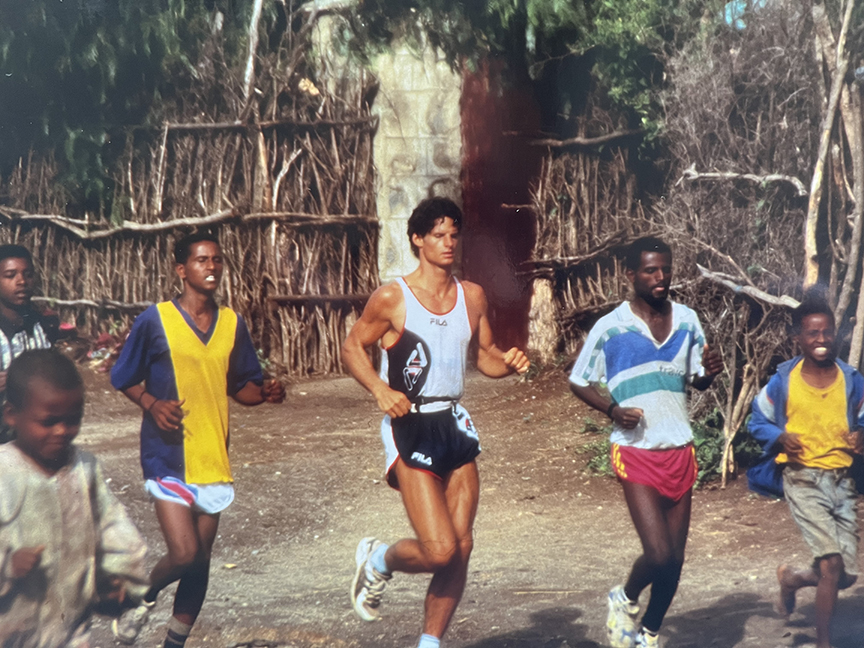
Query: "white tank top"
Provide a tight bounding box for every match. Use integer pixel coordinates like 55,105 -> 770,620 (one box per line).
380,277 -> 472,406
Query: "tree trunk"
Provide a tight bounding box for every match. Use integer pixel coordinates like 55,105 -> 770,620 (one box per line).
836,84 -> 864,322
805,0 -> 855,287
527,278 -> 560,364
721,368 -> 756,488
242,0 -> 265,105
846,86 -> 864,367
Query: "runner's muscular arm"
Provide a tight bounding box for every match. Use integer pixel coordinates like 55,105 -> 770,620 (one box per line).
463,281 -> 530,378
342,284 -> 412,418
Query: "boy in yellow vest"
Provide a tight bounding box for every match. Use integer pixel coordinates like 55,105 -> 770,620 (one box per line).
109,232 -> 285,647
749,295 -> 863,648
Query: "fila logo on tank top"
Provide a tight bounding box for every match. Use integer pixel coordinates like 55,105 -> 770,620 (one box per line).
380,277 -> 472,402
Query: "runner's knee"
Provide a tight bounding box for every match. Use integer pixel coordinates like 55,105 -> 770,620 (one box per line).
167,539 -> 204,569
457,534 -> 474,562
419,538 -> 460,571
643,543 -> 678,572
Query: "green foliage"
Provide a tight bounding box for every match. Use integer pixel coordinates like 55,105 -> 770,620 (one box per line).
0,0 -> 254,212
256,347 -> 273,374
692,409 -> 763,486
691,416 -> 725,485
581,415 -> 610,434
581,437 -> 614,476
577,417 -> 614,477
348,0 -> 710,142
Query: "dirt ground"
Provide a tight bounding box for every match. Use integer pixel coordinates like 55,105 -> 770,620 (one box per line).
77,366 -> 864,648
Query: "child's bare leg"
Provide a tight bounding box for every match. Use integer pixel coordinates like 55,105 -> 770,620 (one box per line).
814,555 -> 843,648
776,563 -> 818,616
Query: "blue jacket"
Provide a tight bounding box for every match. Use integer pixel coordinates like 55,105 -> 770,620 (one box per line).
747,356 -> 864,497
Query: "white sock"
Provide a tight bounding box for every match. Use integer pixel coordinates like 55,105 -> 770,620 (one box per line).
366,543 -> 390,580
417,634 -> 440,648
164,616 -> 193,648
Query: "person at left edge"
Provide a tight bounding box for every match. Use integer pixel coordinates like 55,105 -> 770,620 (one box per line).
109,232 -> 285,647
0,244 -> 62,443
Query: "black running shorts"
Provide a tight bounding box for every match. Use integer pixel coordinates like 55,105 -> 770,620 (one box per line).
383,405 -> 480,489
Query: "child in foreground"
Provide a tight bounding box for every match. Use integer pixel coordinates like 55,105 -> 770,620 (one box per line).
0,348 -> 148,647
749,295 -> 863,648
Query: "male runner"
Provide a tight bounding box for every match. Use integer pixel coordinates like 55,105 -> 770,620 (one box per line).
342,197 -> 530,648
110,232 -> 285,647
569,237 -> 722,648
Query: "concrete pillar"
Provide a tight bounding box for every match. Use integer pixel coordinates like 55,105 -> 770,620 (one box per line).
369,41 -> 462,282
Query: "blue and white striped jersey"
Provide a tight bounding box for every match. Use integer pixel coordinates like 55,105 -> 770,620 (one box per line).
569,301 -> 706,449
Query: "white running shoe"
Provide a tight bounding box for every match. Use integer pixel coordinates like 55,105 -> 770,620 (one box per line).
351,537 -> 391,621
635,629 -> 660,648
606,585 -> 640,648
111,599 -> 155,644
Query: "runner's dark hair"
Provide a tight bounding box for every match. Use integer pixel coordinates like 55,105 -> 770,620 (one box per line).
625,236 -> 672,270
791,288 -> 834,334
6,348 -> 83,409
407,197 -> 463,257
174,232 -> 220,264
0,244 -> 33,267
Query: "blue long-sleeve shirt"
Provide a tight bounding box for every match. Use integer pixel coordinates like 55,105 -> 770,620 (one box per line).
747,356 -> 864,495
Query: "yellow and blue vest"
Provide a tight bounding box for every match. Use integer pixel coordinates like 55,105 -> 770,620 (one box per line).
111,300 -> 262,484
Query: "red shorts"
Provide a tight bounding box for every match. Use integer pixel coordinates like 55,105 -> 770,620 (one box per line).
611,443 -> 698,501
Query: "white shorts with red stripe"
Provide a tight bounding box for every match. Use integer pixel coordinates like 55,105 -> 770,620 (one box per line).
144,477 -> 235,514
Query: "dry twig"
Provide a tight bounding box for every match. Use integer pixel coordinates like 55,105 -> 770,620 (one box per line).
677,165 -> 808,197
697,265 -> 799,308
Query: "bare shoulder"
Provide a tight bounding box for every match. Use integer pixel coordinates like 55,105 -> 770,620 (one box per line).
459,279 -> 488,307
362,281 -> 405,319
370,280 -> 404,306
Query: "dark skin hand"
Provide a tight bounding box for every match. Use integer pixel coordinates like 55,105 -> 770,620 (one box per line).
575,344 -> 723,429
11,545 -> 44,579
776,431 -> 805,456
611,404 -> 646,430
148,398 -> 186,433
233,379 -> 286,406
849,430 -> 864,454
693,344 -> 724,390
124,379 -> 284,438
262,379 -> 286,403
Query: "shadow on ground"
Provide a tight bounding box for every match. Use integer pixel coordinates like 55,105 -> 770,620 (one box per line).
461,593 -> 785,648
661,593 -> 772,647
778,586 -> 864,648
463,607 -> 601,648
